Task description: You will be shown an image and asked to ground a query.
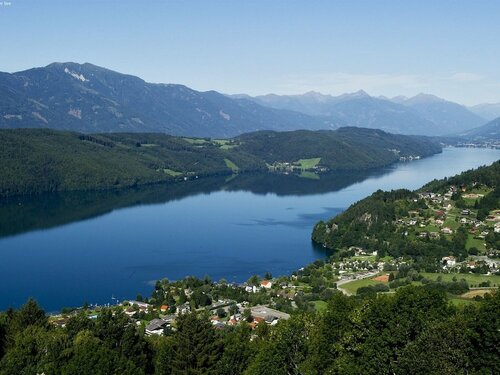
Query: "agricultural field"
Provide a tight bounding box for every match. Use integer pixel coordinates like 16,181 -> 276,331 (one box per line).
461,289 -> 496,299
296,157 -> 321,169
421,273 -> 500,287
341,278 -> 384,294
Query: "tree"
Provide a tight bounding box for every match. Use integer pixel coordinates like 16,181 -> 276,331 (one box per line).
248,275 -> 260,286
153,336 -> 174,375
228,304 -> 239,316
468,291 -> 500,374
62,330 -> 141,375
397,316 -> 472,374
245,315 -> 309,375
170,312 -> 222,374
215,325 -> 255,375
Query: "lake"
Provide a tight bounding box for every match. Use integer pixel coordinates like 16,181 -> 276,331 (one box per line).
0,147 -> 498,311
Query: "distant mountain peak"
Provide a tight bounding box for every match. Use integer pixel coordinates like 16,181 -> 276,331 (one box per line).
407,93 -> 446,103
336,90 -> 371,101
351,89 -> 370,97
390,95 -> 409,103
302,90 -> 327,97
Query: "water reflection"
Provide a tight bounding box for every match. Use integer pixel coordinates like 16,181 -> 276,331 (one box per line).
0,168 -> 390,239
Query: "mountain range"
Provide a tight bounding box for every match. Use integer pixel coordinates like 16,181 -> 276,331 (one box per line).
249,91 -> 486,136
0,63 -> 334,138
0,62 -> 496,138
468,102 -> 500,121
460,117 -> 500,141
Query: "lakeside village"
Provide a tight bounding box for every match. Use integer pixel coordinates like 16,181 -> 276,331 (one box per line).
49,182 -> 500,336
456,140 -> 500,150
267,153 -> 422,176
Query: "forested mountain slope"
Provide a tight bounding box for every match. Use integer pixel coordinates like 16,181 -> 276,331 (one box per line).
0,127 -> 442,198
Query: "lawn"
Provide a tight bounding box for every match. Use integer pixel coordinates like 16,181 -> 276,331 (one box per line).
421,273 -> 500,287
297,157 -> 321,169
341,278 -> 383,294
463,198 -> 479,207
443,219 -> 460,230
351,255 -> 377,262
465,235 -> 486,251
421,224 -> 439,233
312,300 -> 328,312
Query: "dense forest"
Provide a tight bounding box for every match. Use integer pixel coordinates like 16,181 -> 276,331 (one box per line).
0,127 -> 441,198
0,287 -> 498,374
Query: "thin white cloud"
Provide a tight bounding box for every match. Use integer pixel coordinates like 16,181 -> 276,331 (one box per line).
447,72 -> 484,83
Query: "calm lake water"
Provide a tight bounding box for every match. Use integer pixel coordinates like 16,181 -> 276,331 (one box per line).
0,147 -> 498,311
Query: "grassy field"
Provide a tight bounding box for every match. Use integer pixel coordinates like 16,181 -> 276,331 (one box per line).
420,224 -> 439,233
182,137 -> 210,145
341,278 -> 384,294
443,219 -> 460,230
466,236 -> 486,251
163,168 -> 182,177
140,143 -> 159,147
297,157 -> 321,169
421,273 -> 500,287
312,300 -> 328,312
351,255 -> 377,262
214,139 -> 238,150
224,158 -> 239,172
461,289 -> 496,298
449,297 -> 477,306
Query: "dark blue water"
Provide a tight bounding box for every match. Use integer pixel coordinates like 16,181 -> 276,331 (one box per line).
0,147 -> 498,311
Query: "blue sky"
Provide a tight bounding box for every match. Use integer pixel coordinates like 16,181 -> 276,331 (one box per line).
1,0 -> 499,105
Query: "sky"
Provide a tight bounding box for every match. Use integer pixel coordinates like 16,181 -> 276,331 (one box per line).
1,0 -> 499,105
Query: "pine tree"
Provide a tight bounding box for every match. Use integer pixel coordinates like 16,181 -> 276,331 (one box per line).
170,312 -> 222,375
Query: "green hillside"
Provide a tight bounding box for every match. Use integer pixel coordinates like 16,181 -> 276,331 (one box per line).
312,161 -> 500,267
0,127 -> 442,198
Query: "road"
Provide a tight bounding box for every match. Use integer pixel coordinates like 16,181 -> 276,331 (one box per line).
336,271 -> 380,296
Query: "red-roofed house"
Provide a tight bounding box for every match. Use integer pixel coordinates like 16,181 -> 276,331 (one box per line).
260,280 -> 272,289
